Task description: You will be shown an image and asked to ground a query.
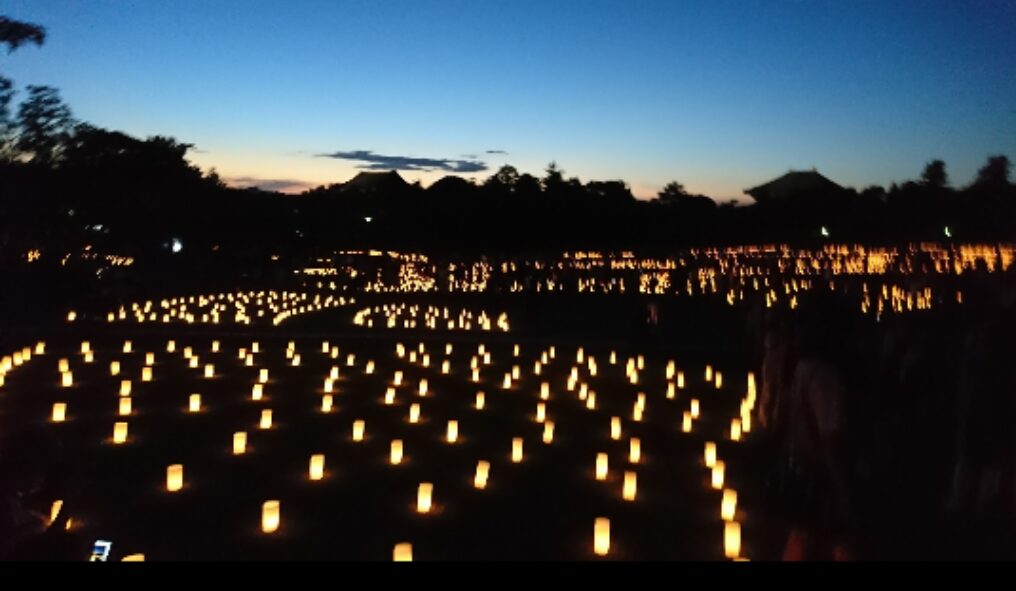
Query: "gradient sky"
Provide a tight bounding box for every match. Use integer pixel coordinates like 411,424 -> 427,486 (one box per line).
3,0 -> 1015,200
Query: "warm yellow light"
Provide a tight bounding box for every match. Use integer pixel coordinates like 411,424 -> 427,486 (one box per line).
586,392 -> 596,410
262,500 -> 280,533
67,311 -> 77,322
741,410 -> 752,433
61,372 -> 73,388
512,437 -> 523,463
666,360 -> 675,379
260,409 -> 273,429
417,482 -> 433,513
623,471 -> 637,501
594,518 -> 610,556
540,382 -> 550,400
252,342 -> 260,354
113,421 -> 128,444
446,420 -> 459,443
715,372 -> 723,389
211,340 -> 220,353
188,393 -> 201,412
418,379 -> 428,397
233,432 -> 247,455
352,419 -> 365,442
690,398 -> 700,419
123,340 -> 133,354
543,420 -> 555,444
474,460 -> 490,489
393,542 -> 412,562
633,403 -> 644,422
259,369 -> 269,384
204,364 -> 214,378
722,489 -> 737,521
309,454 -> 325,480
145,352 -> 155,366
730,419 -> 742,442
502,373 -> 512,389
346,353 -> 356,367
121,554 -> 145,562
166,464 -> 183,492
390,439 -> 403,465
712,461 -> 725,490
83,351 -> 94,364
677,371 -> 685,389
682,411 -> 693,433
705,442 -> 717,468
141,367 -> 152,382
251,383 -> 263,401
705,365 -> 713,382
409,403 -> 420,424
471,368 -> 480,382
595,452 -> 609,480
58,358 -> 70,373
321,394 -> 333,413
118,396 -> 132,416
188,357 -> 199,369
475,391 -> 485,410
724,521 -> 741,559
629,438 -> 641,463
52,402 -> 67,422
50,500 -> 63,524
120,380 -> 132,396
536,402 -> 547,423
81,341 -> 91,354
392,370 -> 402,386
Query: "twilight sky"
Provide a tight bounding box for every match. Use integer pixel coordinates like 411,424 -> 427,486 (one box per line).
3,0 -> 1015,200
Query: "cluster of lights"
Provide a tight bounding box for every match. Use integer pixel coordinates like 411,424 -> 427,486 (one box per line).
102,291 -> 353,326
353,304 -> 509,332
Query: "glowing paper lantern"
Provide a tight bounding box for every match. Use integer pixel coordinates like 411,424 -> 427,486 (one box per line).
204,364 -> 214,378
704,442 -> 717,468
441,360 -> 450,374
35,342 -> 44,355
59,358 -> 70,373
666,361 -> 675,379
475,391 -> 485,410
122,554 -> 145,562
384,387 -> 396,405
292,354 -> 301,367
61,372 -> 73,388
393,543 -> 412,562
67,311 -> 77,322
262,500 -> 280,533
536,402 -> 547,423
409,403 -> 420,424
611,416 -> 621,440
474,460 -> 490,489
390,440 -> 403,465
251,384 -> 263,401
188,357 -> 199,369
629,438 -> 641,464
81,342 -> 91,354
586,392 -> 596,410
596,453 -> 608,480
110,361 -> 121,376
690,399 -> 700,419
705,365 -> 713,382
712,461 -> 725,490
141,367 -> 152,382
233,432 -> 247,455
715,372 -> 723,389
211,340 -> 220,353
677,372 -> 685,389
166,464 -> 183,492
724,521 -> 741,559
120,380 -> 132,396
119,397 -> 132,416
260,409 -> 273,429
512,437 -> 523,463
417,483 -> 433,514
741,409 -> 752,433
393,370 -> 402,386
471,368 -> 480,382
666,383 -> 676,399
83,351 -> 94,364
730,419 -> 742,442
543,420 -> 555,444
623,471 -> 637,501
446,420 -> 459,443
259,369 -> 269,384
540,382 -> 550,400
309,454 -> 325,480
52,402 -> 67,422
594,518 -> 610,556
50,500 -> 63,524
346,354 -> 355,367
322,395 -> 334,413
252,342 -> 260,354
113,421 -> 128,444
722,489 -> 737,521
352,420 -> 365,442
189,394 -> 201,412
145,352 -> 155,366
502,374 -> 512,389
123,341 -> 133,354
682,411 -> 693,433
418,379 -> 428,397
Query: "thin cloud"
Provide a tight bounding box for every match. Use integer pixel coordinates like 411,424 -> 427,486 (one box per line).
485,150 -> 508,155
317,150 -> 489,173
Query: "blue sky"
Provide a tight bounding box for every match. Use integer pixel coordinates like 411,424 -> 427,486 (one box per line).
3,0 -> 1014,199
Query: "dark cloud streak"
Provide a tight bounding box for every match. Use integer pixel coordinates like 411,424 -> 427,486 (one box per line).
317,150 -> 489,173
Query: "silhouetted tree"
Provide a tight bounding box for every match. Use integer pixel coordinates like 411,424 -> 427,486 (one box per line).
921,159 -> 948,188
16,85 -> 74,165
542,161 -> 565,192
974,155 -> 1011,187
0,76 -> 14,160
485,164 -> 520,190
656,181 -> 689,203
0,16 -> 45,53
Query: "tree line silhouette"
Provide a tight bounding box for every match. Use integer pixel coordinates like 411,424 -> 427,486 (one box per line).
2,14 -> 1015,270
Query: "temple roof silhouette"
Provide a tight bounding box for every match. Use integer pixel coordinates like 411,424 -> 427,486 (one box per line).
744,170 -> 845,204
341,170 -> 409,192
